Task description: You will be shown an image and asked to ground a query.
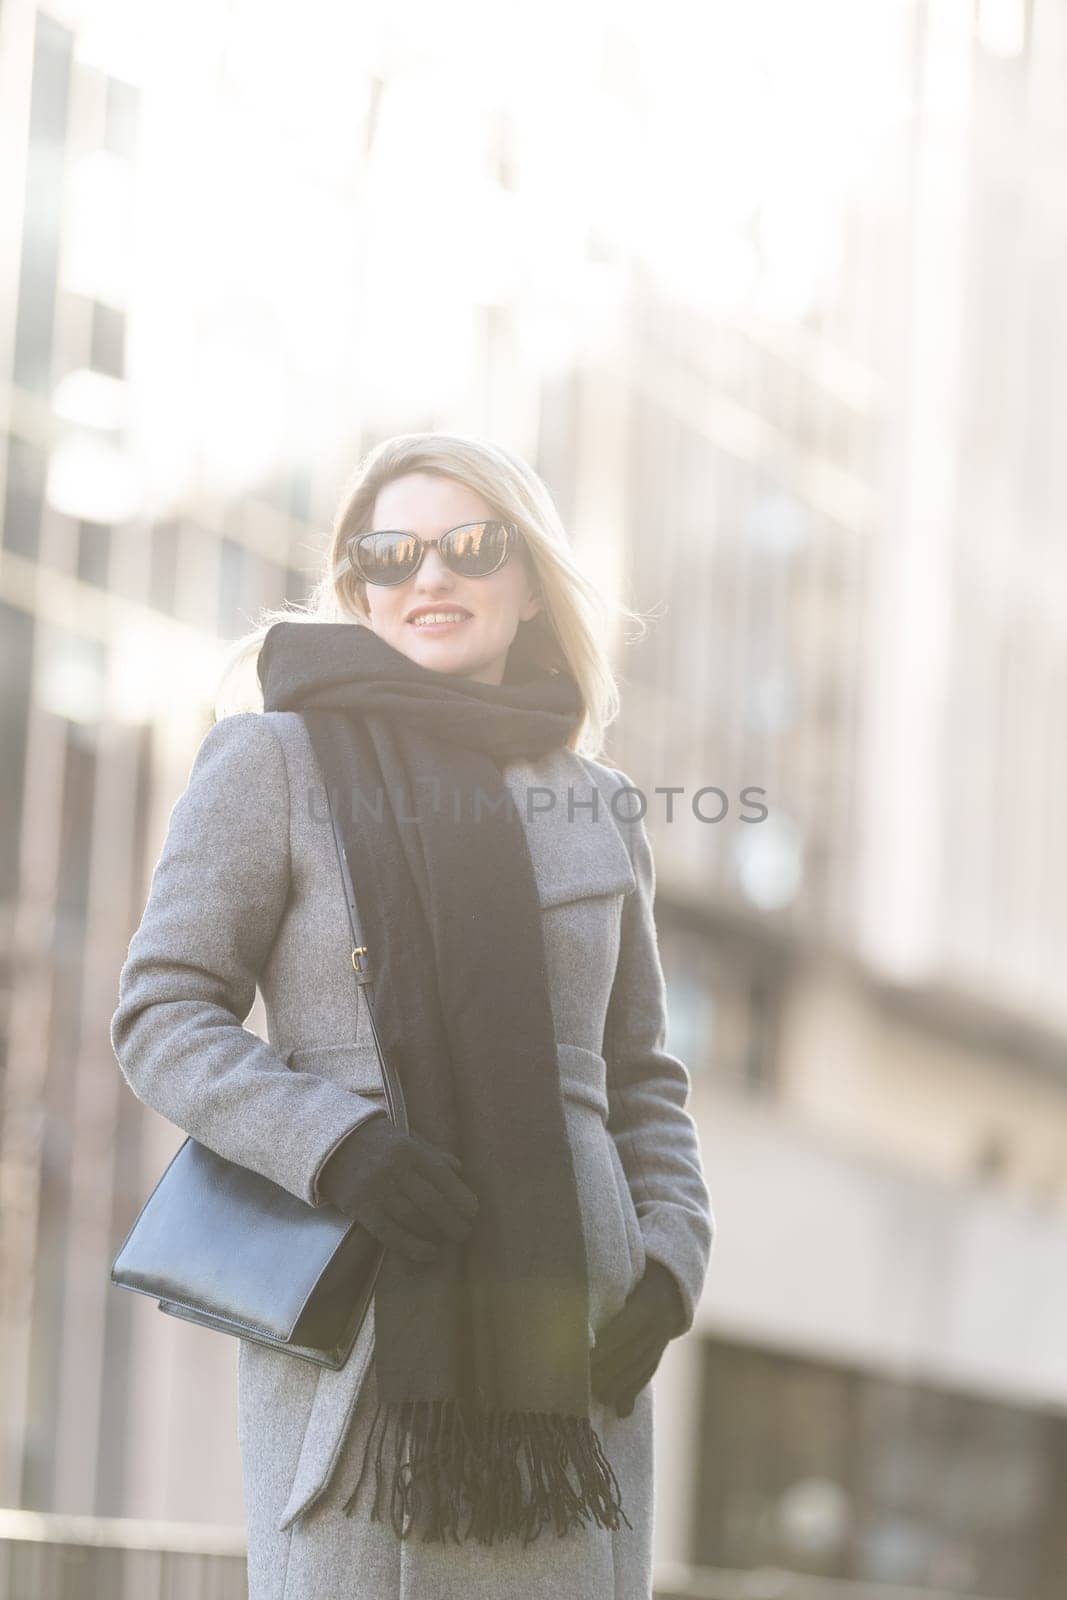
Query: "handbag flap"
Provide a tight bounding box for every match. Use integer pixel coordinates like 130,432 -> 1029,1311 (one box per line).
111,1137 -> 353,1342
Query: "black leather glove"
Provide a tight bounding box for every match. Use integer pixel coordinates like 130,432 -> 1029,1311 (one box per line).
316,1111 -> 479,1264
590,1259 -> 687,1418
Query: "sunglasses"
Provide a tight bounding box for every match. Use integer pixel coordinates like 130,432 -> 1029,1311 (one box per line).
334,520 -> 522,588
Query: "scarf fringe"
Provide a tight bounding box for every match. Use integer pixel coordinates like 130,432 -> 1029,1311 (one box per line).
342,1397 -> 633,1546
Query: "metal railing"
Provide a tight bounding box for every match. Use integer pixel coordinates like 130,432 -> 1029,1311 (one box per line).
653,1563 -> 1007,1600
0,1510 -> 247,1600
0,1513 -> 1004,1600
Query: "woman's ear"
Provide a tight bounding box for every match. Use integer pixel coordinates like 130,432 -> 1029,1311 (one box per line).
519,556 -> 544,622
520,585 -> 543,622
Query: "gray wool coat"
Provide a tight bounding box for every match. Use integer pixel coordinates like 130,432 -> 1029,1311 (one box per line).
110,709 -> 714,1600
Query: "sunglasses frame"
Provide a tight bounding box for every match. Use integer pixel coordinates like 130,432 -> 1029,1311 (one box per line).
334,520 -> 521,587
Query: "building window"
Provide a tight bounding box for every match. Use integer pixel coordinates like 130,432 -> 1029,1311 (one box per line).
90,301 -> 126,378
695,1337 -> 1066,1600
217,537 -> 245,635
104,75 -> 139,159
659,914 -> 780,1093
289,465 -> 312,523
148,521 -> 180,615
13,14 -> 73,398
536,371 -> 579,528
77,520 -> 111,588
0,605 -> 34,905
3,435 -> 46,559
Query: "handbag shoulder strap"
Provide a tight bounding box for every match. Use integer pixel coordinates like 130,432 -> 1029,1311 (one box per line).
323,783 -> 409,1134
325,794 -> 372,988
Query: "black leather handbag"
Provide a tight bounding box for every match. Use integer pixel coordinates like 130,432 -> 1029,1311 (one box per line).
109,773 -> 407,1370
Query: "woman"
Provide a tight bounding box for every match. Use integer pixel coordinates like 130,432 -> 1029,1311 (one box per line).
111,433 -> 714,1600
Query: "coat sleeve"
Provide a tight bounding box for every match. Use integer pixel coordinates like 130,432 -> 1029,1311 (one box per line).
602,767 -> 715,1334
110,711 -> 385,1207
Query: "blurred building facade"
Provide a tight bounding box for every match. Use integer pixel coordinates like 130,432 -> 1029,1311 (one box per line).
1,2 -> 1066,1598
609,5 -> 1067,1597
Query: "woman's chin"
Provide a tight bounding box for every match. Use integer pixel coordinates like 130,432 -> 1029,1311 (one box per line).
405,636 -> 483,676
378,622 -> 506,683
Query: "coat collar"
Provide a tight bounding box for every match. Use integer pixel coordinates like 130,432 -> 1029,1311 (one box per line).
502,746 -> 636,909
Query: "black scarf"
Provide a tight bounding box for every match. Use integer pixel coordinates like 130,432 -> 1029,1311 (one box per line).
258,621 -> 631,1546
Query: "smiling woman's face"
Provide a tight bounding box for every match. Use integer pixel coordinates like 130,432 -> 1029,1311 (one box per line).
361,472 -> 543,686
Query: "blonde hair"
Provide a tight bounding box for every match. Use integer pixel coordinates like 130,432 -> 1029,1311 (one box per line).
213,432 -> 648,758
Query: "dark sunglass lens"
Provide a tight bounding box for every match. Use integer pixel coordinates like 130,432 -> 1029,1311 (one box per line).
440,521 -> 511,576
353,532 -> 420,585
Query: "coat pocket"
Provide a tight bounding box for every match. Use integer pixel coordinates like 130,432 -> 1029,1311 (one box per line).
284,1042 -> 387,1099
607,1135 -> 646,1288
556,1043 -> 646,1334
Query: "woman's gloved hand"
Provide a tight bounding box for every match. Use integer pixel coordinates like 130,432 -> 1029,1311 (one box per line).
590,1259 -> 687,1418
316,1111 -> 478,1263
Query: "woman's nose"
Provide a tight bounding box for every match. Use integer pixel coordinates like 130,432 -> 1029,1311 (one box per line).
414,544 -> 454,587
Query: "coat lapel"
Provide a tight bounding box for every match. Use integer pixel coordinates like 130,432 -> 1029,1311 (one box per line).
502,747 -> 636,908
